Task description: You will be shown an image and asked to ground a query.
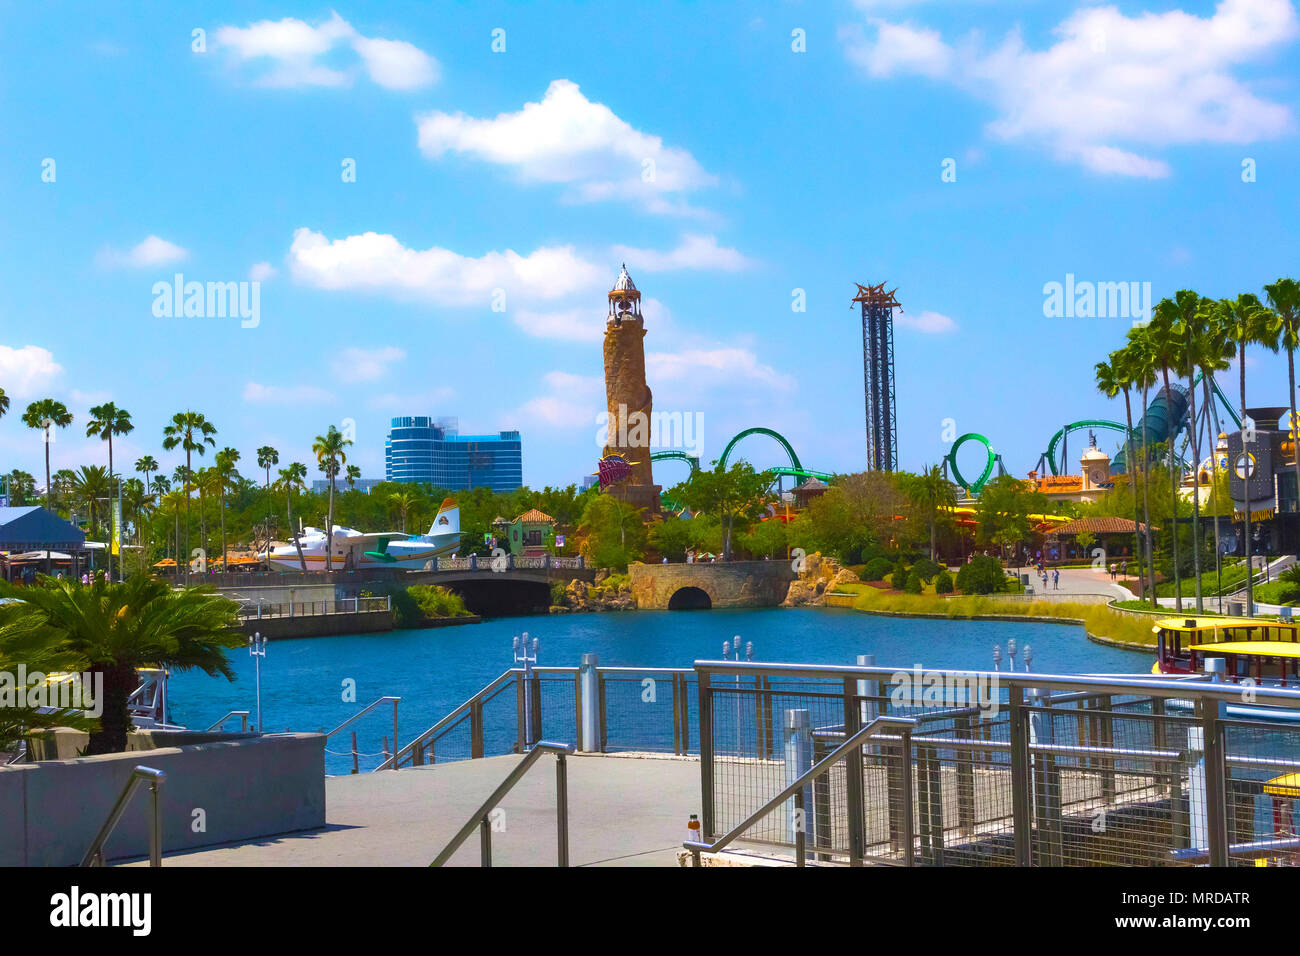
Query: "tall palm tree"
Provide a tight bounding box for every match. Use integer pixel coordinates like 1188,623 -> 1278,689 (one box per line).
51,468 -> 77,517
904,464 -> 956,561
150,474 -> 171,498
69,465 -> 112,539
1193,298 -> 1235,609
0,574 -> 243,753
1123,328 -> 1160,604
20,399 -> 72,508
0,387 -> 8,420
1147,301 -> 1188,611
389,489 -> 418,532
135,455 -> 158,513
161,412 -> 216,584
346,464 -> 361,490
1265,278 -> 1300,532
1166,290 -> 1211,612
1096,354 -> 1146,599
4,470 -> 36,505
213,447 -> 241,572
1213,293 -> 1280,615
85,402 -> 133,480
312,426 -> 352,571
275,463 -> 309,571
158,487 -> 186,567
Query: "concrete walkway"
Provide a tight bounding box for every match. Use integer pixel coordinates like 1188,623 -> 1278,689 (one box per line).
125,753 -> 701,867
1015,566 -> 1137,601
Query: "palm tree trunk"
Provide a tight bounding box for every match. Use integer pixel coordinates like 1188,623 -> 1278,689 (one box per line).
1290,350 -> 1300,565
220,480 -> 227,575
1241,345 -> 1254,616
1203,375 -> 1224,610
1122,388 -> 1142,596
1186,370 -> 1203,612
1161,371 -> 1183,611
326,478 -> 335,572
184,449 -> 192,586
43,428 -> 51,509
288,491 -> 307,572
84,661 -> 137,755
1140,385 -> 1157,605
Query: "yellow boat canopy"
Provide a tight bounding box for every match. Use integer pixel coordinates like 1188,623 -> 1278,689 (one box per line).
1265,773 -> 1300,798
1155,617 -> 1298,634
1186,641 -> 1300,658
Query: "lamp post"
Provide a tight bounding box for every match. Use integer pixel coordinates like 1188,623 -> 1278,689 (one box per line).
249,631 -> 266,732
514,633 -> 539,746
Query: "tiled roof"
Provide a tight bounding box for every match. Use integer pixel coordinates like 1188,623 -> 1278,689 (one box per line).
514,509 -> 555,524
1051,516 -> 1151,535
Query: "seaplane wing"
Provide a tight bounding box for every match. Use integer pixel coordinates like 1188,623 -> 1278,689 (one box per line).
266,498 -> 464,571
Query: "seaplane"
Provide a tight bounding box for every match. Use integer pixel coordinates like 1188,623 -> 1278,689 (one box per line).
266,498 -> 463,571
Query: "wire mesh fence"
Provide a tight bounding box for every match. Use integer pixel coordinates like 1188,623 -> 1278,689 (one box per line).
697,663 -> 1300,867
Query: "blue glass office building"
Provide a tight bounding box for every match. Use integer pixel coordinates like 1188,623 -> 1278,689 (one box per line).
385,417 -> 523,492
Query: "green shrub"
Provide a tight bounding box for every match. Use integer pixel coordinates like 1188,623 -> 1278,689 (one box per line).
551,580 -> 568,606
862,557 -> 893,582
891,558 -> 909,589
911,558 -> 942,583
934,570 -> 954,594
905,570 -> 923,594
408,584 -> 471,619
955,555 -> 1006,595
362,583 -> 422,627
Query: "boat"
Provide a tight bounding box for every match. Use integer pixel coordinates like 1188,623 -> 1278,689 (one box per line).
265,498 -> 463,571
1151,615 -> 1300,721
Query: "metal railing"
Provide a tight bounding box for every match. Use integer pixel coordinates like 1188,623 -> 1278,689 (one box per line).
685,715 -> 917,866
325,697 -> 400,770
430,741 -> 574,867
80,766 -> 166,867
695,661 -> 1300,866
239,597 -> 391,619
377,662 -> 695,772
205,711 -> 250,732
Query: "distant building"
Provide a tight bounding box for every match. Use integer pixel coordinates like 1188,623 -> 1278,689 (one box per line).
582,475 -> 598,491
312,478 -> 384,494
385,416 -> 523,492
493,509 -> 556,557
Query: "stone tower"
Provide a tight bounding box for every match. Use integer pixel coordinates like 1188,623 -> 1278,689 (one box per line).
602,264 -> 661,513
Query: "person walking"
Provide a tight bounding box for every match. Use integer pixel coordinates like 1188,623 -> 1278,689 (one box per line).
1120,559 -> 1128,579
1052,568 -> 1060,590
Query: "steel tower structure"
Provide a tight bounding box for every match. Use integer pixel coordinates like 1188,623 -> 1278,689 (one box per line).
852,282 -> 900,471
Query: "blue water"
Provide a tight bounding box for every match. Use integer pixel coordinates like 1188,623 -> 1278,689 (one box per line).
168,608 -> 1147,773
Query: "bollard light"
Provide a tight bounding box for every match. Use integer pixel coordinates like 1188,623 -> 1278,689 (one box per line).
745,642 -> 754,661
722,640 -> 731,658
1023,644 -> 1033,672
993,644 -> 1002,671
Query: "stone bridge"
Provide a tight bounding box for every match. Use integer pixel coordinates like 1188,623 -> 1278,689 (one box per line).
628,560 -> 794,610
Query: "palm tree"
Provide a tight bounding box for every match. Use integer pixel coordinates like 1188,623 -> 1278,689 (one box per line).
905,464 -> 956,561
1096,354 -> 1146,600
275,463 -> 309,571
389,489 -> 418,532
158,487 -> 186,568
0,574 -> 243,753
4,470 -> 36,506
1165,290 -> 1211,612
69,465 -> 112,538
312,426 -> 353,571
0,387 -> 8,420
135,455 -> 158,513
1213,293 -> 1280,615
213,447 -> 241,572
346,464 -> 361,490
85,402 -> 134,480
1123,328 -> 1160,605
150,474 -> 171,498
51,468 -> 77,516
1265,278 -> 1300,535
1192,298 -> 1235,609
161,412 -> 216,584
20,399 -> 72,508
1147,301 -> 1188,611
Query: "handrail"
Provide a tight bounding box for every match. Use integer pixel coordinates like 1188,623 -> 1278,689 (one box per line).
430,741 -> 574,867
381,671 -> 516,770
325,696 -> 400,770
80,766 -> 166,867
684,715 -> 917,867
205,710 -> 250,732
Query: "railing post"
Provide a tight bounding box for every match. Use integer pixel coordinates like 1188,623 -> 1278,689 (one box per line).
470,698 -> 485,759
956,713 -> 975,837
1029,688 -> 1062,866
1199,696 -> 1230,866
515,671 -> 526,752
1009,684 -> 1033,866
843,677 -> 865,866
672,673 -> 682,755
784,709 -> 813,848
579,654 -> 599,753
392,698 -> 400,770
351,730 -> 359,774
148,777 -> 163,868
899,727 -> 914,866
598,669 -> 608,752
699,669 -> 714,841
480,817 -> 492,867
556,752 -> 570,867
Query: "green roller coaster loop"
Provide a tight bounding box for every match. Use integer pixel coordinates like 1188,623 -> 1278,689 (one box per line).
1044,420 -> 1129,475
717,427 -> 803,473
767,466 -> 834,482
650,451 -> 699,512
945,433 -> 997,493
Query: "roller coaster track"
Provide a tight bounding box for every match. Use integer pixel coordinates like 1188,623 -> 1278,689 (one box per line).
1044,420 -> 1129,476
944,433 -> 997,494
717,427 -> 803,473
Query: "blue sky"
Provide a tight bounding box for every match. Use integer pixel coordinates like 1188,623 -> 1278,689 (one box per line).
1,0 -> 1298,493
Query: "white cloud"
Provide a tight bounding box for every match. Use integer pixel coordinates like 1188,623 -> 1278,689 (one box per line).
610,235 -> 753,272
0,346 -> 63,398
513,309 -> 603,344
98,235 -> 188,268
647,348 -> 795,391
896,309 -> 957,333
287,227 -> 603,306
332,346 -> 405,383
365,386 -> 455,412
216,12 -> 438,90
243,382 -> 335,404
841,0 -> 1298,177
518,371 -> 604,429
415,80 -> 717,214
249,261 -> 278,281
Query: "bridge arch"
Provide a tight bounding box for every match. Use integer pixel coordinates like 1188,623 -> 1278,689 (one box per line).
667,586 -> 712,610
717,427 -> 803,473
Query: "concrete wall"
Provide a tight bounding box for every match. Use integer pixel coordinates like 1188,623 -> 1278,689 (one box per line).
239,610 -> 393,640
0,733 -> 325,866
628,560 -> 795,609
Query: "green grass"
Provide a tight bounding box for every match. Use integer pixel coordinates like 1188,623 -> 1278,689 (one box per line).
849,585 -> 1157,646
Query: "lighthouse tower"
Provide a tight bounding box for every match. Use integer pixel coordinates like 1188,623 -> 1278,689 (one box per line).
602,264 -> 661,513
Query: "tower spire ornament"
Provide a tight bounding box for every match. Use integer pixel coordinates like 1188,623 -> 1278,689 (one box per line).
601,264 -> 659,513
